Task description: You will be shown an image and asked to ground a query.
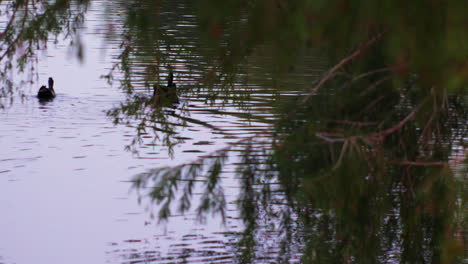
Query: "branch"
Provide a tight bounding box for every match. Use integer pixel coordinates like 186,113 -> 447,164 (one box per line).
315,132 -> 346,142
0,1 -> 30,62
0,4 -> 19,39
331,120 -> 378,127
301,32 -> 384,103
392,161 -> 446,167
366,90 -> 433,142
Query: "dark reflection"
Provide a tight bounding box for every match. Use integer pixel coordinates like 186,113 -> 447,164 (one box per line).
133,84 -> 467,263
117,1 -> 467,262
38,96 -> 54,105
0,0 -> 467,263
268,74 -> 467,263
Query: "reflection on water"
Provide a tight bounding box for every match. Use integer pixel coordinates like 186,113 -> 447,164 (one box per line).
0,2 -> 301,263
0,0 -> 467,264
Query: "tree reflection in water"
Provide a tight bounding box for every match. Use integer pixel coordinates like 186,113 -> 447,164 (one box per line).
132,69 -> 467,262
0,0 -> 467,263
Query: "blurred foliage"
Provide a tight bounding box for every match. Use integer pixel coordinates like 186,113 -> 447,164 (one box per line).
0,0 -> 88,107
1,0 -> 467,263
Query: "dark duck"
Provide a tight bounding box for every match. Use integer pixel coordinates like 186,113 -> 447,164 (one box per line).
153,72 -> 178,105
37,77 -> 56,100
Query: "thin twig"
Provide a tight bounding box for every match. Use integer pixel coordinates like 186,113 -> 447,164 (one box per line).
393,161 -> 446,167
315,132 -> 346,142
368,93 -> 431,141
358,76 -> 392,97
301,32 -> 384,104
359,95 -> 385,115
332,139 -> 349,170
351,67 -> 391,83
331,120 -> 378,127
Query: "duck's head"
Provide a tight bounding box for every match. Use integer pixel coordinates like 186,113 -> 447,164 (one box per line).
168,72 -> 174,87
48,77 -> 54,89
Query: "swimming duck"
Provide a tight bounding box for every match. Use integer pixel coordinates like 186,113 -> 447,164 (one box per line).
37,77 -> 56,100
153,72 -> 179,105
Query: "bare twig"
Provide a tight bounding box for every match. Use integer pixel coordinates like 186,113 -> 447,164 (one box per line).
315,132 -> 346,142
358,76 -> 392,97
301,32 -> 384,104
332,139 -> 349,170
331,120 -> 378,127
393,160 -> 446,167
351,67 -> 391,83
359,95 -> 386,116
368,93 -> 431,141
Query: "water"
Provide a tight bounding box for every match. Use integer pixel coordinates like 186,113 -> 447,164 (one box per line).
1,1 -> 466,264
0,11 -> 183,264
0,2 -> 286,263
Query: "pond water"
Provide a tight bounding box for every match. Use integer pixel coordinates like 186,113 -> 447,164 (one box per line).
0,2 -> 295,264
1,1 -> 467,264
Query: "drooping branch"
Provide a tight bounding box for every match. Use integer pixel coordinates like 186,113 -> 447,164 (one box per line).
0,4 -> 19,39
0,1 -> 30,62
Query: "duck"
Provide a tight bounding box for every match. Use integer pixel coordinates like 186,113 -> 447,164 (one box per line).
153,72 -> 179,105
37,77 -> 56,100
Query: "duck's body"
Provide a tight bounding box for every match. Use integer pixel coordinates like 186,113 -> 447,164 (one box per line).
153,72 -> 179,105
37,77 -> 56,100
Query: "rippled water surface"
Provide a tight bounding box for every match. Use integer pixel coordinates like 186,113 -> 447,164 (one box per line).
2,2 -> 465,264
0,3 -> 292,264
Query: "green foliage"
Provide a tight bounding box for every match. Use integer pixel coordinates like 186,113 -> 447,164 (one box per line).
1,0 -> 467,262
